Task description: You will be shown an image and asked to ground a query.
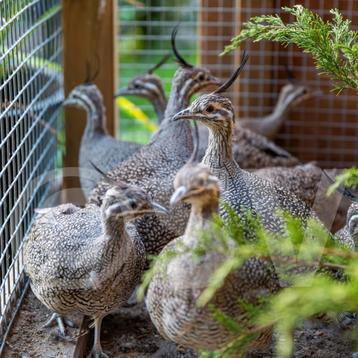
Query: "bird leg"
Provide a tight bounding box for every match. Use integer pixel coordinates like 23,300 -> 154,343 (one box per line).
87,316 -> 109,358
43,312 -> 77,336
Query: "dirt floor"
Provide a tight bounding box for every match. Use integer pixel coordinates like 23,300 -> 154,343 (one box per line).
3,289 -> 356,357
3,290 -> 80,358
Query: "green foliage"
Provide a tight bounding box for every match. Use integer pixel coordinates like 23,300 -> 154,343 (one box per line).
223,5 -> 358,93
198,213 -> 357,357
140,203 -> 358,356
327,167 -> 358,196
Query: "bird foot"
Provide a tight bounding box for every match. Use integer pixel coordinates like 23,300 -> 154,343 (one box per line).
43,312 -> 77,336
86,348 -> 109,358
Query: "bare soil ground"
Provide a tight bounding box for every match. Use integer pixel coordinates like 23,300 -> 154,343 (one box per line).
3,289 -> 356,357
3,290 -> 80,358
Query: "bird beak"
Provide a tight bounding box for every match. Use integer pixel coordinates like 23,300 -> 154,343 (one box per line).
113,88 -> 130,98
170,186 -> 188,206
173,109 -> 206,122
173,109 -> 193,121
151,202 -> 169,215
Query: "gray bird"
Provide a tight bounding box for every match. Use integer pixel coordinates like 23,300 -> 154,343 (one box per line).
253,162 -> 322,208
112,59 -> 303,168
64,84 -> 141,198
88,27 -> 222,260
238,81 -> 310,140
172,55 -> 313,236
114,54 -> 170,123
24,183 -> 167,358
146,163 -> 280,353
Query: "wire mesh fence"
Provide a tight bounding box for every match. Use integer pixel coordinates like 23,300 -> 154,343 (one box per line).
117,0 -> 358,168
117,0 -> 199,143
0,0 -> 63,349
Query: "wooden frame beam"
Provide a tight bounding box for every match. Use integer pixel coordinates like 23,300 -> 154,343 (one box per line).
62,0 -> 117,204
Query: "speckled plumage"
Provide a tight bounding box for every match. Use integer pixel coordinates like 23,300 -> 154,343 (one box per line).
24,183 -> 164,357
238,83 -> 309,139
232,126 -> 299,169
185,85 -> 305,166
64,84 -> 141,198
335,202 -> 358,250
88,58 -> 221,258
173,94 -> 313,235
146,164 -> 280,352
253,162 -> 322,208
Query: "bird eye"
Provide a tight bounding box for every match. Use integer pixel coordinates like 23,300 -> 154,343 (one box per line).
206,105 -> 214,113
198,73 -> 205,81
129,201 -> 137,209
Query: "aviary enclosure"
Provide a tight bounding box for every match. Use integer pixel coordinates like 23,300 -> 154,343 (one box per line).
0,0 -> 357,357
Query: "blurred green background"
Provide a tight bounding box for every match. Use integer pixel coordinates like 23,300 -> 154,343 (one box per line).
117,0 -> 198,143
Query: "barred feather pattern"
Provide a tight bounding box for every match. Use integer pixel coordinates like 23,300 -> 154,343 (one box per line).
88,66 -> 221,258
24,186 -> 148,319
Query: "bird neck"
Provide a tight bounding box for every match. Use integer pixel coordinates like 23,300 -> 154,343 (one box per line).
160,70 -> 197,126
162,85 -> 190,124
263,95 -> 291,125
184,197 -> 219,246
103,215 -> 126,241
150,74 -> 193,150
152,94 -> 167,123
203,124 -> 234,168
83,104 -> 107,138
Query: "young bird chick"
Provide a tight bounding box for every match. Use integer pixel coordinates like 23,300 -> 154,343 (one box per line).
114,54 -> 170,123
146,163 -> 280,353
24,183 -> 167,358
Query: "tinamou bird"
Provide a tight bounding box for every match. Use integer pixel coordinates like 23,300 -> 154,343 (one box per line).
114,54 -> 170,123
238,68 -> 311,140
115,61 -> 306,167
146,161 -> 281,354
24,183 -> 167,358
64,83 -> 141,198
88,27 -> 222,261
172,53 -> 314,236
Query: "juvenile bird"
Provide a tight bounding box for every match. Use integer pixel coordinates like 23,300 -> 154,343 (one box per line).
238,81 -> 310,140
114,54 -> 170,123
173,54 -> 313,236
24,183 -> 167,358
64,84 -> 141,198
146,163 -> 280,353
88,27 -> 222,260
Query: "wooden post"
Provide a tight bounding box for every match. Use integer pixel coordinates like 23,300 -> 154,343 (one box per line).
62,0 -> 117,204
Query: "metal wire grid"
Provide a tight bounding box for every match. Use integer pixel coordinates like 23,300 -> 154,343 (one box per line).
232,0 -> 358,168
117,0 -> 199,143
0,0 -> 63,349
117,0 -> 357,167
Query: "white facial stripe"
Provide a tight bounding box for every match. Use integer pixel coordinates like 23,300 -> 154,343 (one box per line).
74,91 -> 97,113
143,82 -> 162,97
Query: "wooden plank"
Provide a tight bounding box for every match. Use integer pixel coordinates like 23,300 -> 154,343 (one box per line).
62,0 -> 117,204
73,316 -> 92,358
